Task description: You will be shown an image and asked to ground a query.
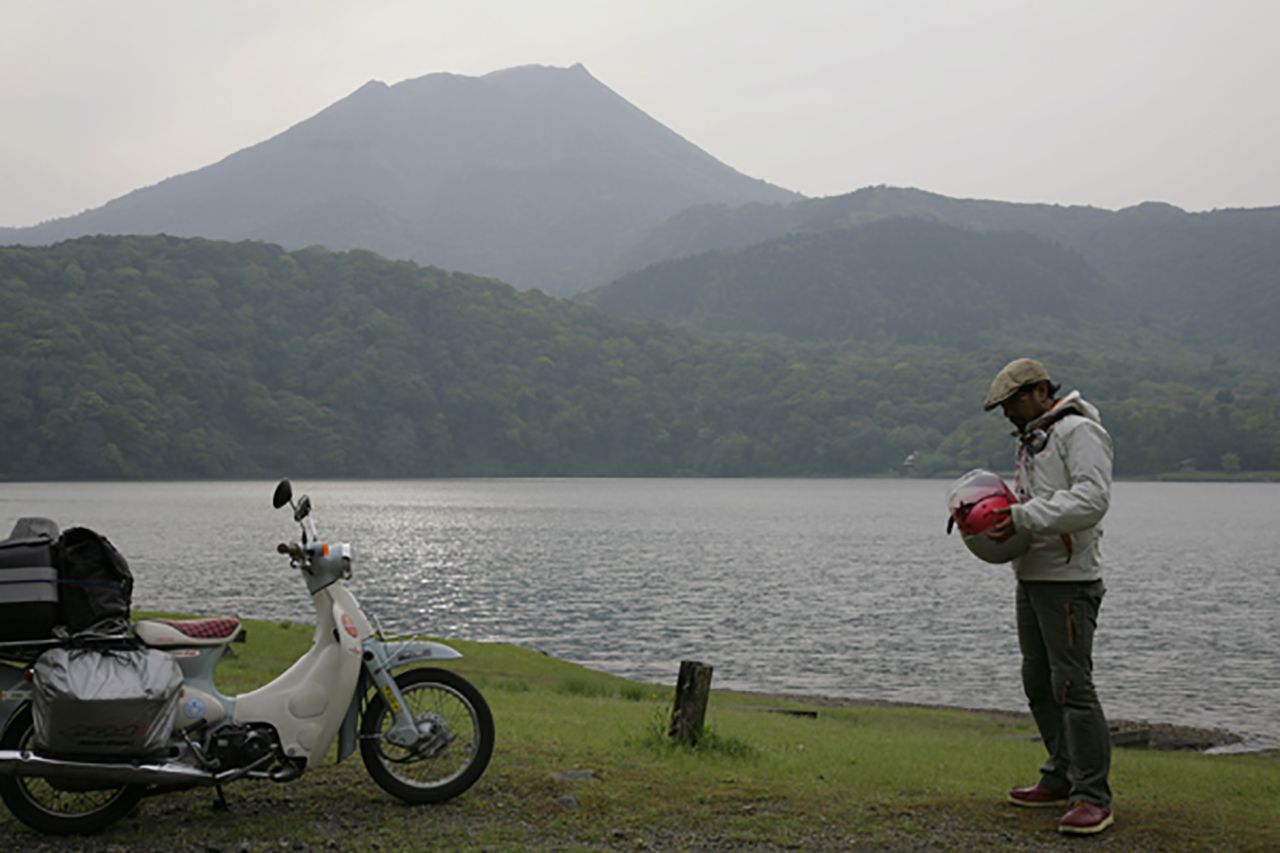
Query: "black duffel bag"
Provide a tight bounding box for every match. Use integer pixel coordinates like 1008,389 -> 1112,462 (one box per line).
55,528 -> 134,634
0,534 -> 59,642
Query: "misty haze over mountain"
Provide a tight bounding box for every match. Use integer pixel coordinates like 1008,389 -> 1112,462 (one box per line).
2,62 -> 1277,361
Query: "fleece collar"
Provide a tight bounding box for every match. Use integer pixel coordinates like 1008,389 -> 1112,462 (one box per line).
1025,390 -> 1086,434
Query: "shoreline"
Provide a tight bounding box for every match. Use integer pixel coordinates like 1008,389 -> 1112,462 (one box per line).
4,472 -> 1280,484
718,687 -> 1279,756
527,642 -> 1280,757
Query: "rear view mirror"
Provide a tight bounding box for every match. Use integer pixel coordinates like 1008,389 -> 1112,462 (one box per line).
272,480 -> 293,509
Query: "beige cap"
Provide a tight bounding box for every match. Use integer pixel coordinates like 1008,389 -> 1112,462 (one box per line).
983,358 -> 1050,411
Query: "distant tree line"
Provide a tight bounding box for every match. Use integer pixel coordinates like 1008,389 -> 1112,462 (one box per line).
2,236 -> 1278,480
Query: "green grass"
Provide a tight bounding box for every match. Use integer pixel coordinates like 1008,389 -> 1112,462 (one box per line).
3,615 -> 1276,851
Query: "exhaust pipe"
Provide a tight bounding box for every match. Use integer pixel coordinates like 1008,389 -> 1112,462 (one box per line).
0,749 -> 214,786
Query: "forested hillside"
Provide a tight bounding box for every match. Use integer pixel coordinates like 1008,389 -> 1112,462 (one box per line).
2,236 -> 1278,480
582,218 -> 1140,348
616,187 -> 1280,359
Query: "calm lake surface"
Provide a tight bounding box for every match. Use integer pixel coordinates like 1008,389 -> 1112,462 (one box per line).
3,479 -> 1277,750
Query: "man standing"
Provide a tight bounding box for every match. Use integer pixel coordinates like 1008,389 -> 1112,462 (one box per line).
983,358 -> 1115,836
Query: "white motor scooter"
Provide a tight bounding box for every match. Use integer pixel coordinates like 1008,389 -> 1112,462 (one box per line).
0,480 -> 494,835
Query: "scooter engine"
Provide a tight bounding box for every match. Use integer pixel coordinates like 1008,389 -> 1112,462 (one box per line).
207,724 -> 279,769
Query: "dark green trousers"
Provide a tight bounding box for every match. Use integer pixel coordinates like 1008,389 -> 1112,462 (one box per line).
1016,579 -> 1112,808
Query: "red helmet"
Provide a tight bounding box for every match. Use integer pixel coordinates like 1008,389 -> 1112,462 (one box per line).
946,469 -> 1031,564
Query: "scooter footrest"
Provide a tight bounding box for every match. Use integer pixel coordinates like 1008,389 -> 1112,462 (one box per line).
135,617 -> 243,647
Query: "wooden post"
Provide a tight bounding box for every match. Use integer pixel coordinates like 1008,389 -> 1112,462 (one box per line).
668,660 -> 713,746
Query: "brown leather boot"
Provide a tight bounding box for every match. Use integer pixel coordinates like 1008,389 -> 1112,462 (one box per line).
1007,783 -> 1068,808
1058,801 -> 1114,835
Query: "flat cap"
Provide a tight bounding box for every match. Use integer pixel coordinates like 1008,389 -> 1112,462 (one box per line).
983,358 -> 1050,411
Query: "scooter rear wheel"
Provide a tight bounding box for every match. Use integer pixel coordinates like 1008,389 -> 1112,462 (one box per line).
359,667 -> 494,804
0,704 -> 145,835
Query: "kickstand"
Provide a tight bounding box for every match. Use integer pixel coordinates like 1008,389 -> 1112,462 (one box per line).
212,783 -> 230,812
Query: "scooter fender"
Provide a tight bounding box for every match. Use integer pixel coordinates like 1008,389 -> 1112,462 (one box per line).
335,638 -> 464,763
376,638 -> 464,669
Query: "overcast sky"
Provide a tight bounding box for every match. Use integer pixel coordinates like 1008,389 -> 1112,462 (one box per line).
3,0 -> 1277,226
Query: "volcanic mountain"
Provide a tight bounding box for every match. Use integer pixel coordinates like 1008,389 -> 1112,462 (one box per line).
0,64 -> 796,295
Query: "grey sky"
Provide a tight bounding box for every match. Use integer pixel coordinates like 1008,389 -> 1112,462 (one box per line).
3,0 -> 1277,227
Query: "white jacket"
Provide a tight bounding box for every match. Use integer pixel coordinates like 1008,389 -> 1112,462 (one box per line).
1008,392 -> 1113,582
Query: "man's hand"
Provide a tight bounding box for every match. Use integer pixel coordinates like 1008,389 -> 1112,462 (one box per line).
987,506 -> 1017,542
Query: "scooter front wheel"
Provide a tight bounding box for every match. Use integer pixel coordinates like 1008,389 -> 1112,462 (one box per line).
359,667 -> 494,804
0,704 -> 145,835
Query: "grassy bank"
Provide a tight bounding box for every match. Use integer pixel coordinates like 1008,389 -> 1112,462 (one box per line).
1146,470 -> 1280,483
3,617 -> 1276,851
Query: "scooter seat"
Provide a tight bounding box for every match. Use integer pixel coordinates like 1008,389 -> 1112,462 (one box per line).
135,617 -> 244,648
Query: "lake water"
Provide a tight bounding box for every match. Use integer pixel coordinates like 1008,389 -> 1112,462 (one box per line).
2,479 -> 1277,750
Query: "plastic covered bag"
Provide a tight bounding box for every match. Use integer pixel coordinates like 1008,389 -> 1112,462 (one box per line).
33,646 -> 182,757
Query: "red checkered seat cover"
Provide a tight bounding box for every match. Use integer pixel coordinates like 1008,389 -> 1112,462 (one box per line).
135,617 -> 243,648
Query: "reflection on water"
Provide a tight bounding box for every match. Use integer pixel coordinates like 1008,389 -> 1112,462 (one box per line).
3,478 -> 1277,749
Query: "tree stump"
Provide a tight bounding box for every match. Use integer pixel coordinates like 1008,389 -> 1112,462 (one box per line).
668,660 -> 713,746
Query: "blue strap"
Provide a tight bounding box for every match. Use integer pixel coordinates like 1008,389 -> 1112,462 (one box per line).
0,578 -> 122,588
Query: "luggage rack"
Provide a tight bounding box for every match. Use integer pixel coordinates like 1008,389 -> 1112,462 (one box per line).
0,634 -> 135,661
